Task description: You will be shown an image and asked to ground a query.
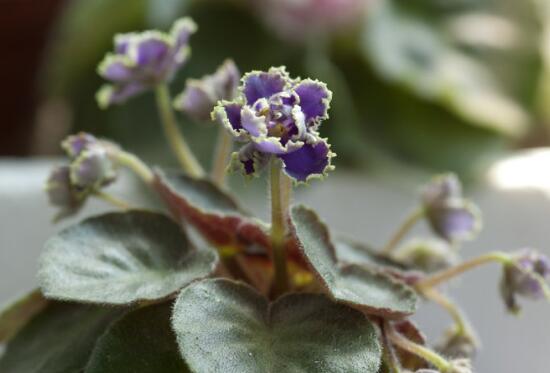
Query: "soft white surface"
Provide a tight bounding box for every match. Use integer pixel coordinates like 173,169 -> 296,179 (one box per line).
1,157 -> 550,372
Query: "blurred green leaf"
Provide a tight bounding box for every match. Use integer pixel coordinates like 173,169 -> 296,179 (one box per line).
0,303 -> 123,373
361,0 -> 529,137
86,302 -> 189,372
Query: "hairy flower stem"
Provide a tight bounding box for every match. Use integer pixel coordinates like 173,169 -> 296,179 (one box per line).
381,207 -> 424,255
416,252 -> 513,290
109,149 -> 155,185
386,323 -> 452,372
270,159 -> 290,296
381,322 -> 403,373
155,84 -> 204,177
93,191 -> 132,210
422,288 -> 472,336
211,128 -> 233,186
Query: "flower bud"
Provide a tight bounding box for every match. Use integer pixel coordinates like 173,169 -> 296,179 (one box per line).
421,174 -> 482,243
70,147 -> 117,190
392,238 -> 458,273
174,59 -> 240,121
436,328 -> 479,359
61,132 -> 98,158
60,133 -> 118,191
45,166 -> 84,220
500,249 -> 550,313
449,359 -> 473,373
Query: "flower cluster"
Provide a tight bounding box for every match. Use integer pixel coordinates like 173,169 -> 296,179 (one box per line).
97,18 -> 197,108
421,174 -> 481,243
174,59 -> 240,121
213,66 -> 335,182
45,133 -> 117,220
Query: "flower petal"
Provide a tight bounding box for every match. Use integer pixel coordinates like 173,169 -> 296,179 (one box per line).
242,67 -> 289,105
212,101 -> 248,140
97,55 -> 136,82
294,79 -> 332,123
96,82 -> 148,108
174,80 -> 216,121
279,139 -> 334,182
427,202 -> 481,242
211,59 -> 241,100
171,17 -> 198,49
241,106 -> 268,137
229,143 -> 271,177
129,32 -> 172,69
114,33 -> 136,54
61,133 -> 98,158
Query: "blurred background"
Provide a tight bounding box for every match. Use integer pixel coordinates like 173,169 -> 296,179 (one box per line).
4,0 -> 550,178
2,0 -> 550,372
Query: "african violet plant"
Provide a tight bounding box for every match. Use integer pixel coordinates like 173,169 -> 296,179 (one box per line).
1,17 -> 549,373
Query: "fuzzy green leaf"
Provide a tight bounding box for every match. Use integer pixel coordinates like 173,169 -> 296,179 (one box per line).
85,302 -> 189,372
172,278 -> 381,373
38,211 -> 218,305
154,169 -> 270,250
290,205 -> 418,318
0,289 -> 48,342
0,302 -> 123,372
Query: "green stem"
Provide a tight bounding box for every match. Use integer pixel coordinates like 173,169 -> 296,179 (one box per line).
416,252 -> 513,290
386,323 -> 452,372
381,207 -> 424,255
211,127 -> 233,186
155,84 -> 204,177
270,158 -> 290,296
421,288 -> 472,336
110,149 -> 155,185
381,322 -> 403,373
94,191 -> 132,210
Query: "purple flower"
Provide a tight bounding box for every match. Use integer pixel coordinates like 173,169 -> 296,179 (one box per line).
500,249 -> 550,313
96,18 -> 197,108
421,174 -> 481,243
174,59 -> 240,121
212,66 -> 335,182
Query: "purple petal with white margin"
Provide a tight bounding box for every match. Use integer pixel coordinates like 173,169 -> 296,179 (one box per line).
294,79 -> 332,123
279,140 -> 331,182
100,57 -> 135,82
242,67 -> 288,105
229,143 -> 271,176
114,33 -> 134,54
253,137 -> 303,155
132,35 -> 171,69
213,102 -> 251,141
96,82 -> 148,108
240,106 -> 267,137
171,17 -> 198,49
